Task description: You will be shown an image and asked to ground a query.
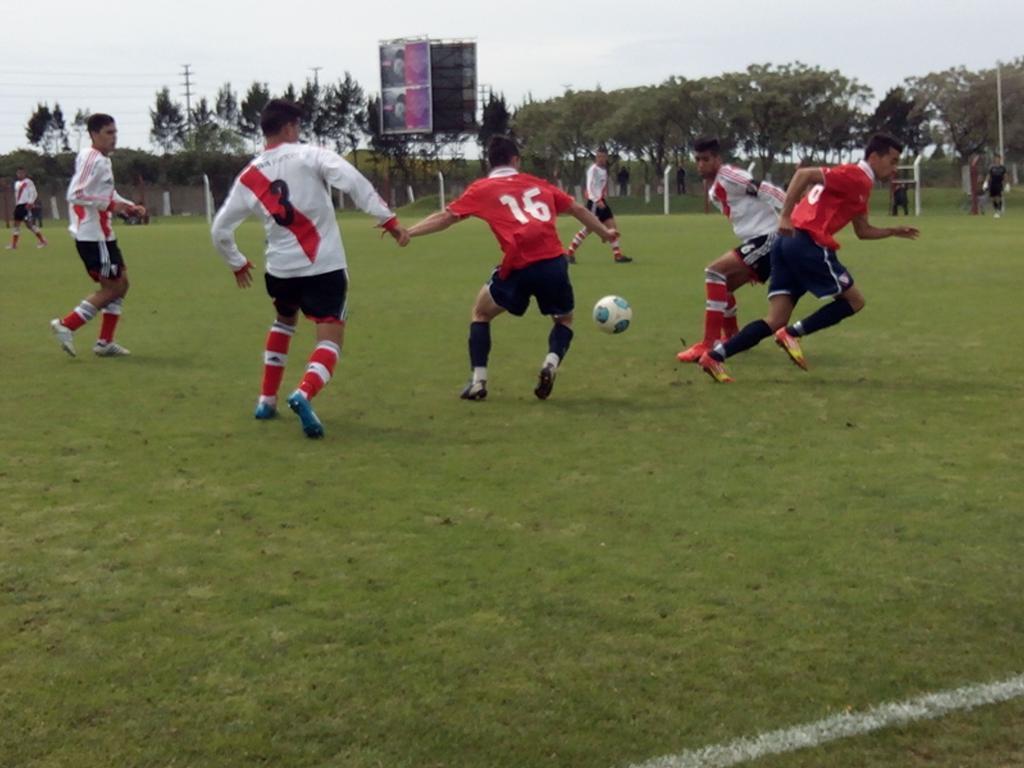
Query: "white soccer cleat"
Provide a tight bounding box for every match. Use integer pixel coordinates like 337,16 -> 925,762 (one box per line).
50,318 -> 76,357
93,341 -> 131,357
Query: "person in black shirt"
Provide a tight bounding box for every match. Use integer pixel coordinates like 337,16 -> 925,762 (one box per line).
986,155 -> 1007,218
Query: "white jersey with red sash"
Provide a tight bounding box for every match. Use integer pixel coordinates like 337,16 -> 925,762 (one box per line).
212,142 -> 397,279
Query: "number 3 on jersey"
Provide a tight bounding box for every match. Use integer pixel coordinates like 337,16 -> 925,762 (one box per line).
500,187 -> 551,224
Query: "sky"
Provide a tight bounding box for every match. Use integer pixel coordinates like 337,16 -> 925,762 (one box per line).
2,0 -> 1022,155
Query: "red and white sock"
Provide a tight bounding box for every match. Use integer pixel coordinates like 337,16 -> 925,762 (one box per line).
567,228 -> 588,255
61,300 -> 98,332
296,340 -> 340,401
610,239 -> 623,258
9,230 -> 19,248
702,269 -> 728,346
259,320 -> 295,405
722,293 -> 739,339
97,298 -> 122,344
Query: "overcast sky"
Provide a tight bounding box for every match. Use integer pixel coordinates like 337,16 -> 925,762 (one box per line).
2,0 -> 1021,155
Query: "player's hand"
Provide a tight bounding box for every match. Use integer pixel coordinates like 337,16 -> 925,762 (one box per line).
600,227 -> 619,243
389,225 -> 411,247
891,226 -> 920,240
130,204 -> 147,218
777,215 -> 794,237
234,261 -> 254,288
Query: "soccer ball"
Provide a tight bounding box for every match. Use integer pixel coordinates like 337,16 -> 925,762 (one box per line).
593,295 -> 632,334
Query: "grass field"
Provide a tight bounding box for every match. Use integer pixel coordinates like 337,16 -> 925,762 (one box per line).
2,200 -> 1023,768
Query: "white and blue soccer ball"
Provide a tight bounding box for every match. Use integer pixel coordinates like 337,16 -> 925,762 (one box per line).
593,295 -> 632,334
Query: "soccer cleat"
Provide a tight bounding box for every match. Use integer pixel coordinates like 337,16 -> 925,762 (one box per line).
698,352 -> 734,383
677,341 -> 709,363
253,401 -> 278,420
50,319 -> 76,357
4,244 -> 15,250
773,327 -> 808,370
93,341 -> 131,357
36,241 -> 48,248
534,364 -> 556,400
287,391 -> 324,438
614,254 -> 633,263
459,379 -> 487,401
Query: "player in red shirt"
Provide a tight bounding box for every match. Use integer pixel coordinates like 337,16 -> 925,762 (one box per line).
699,133 -> 920,382
404,135 -> 618,400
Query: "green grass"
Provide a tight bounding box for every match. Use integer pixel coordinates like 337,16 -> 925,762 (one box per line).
1,206 -> 1022,768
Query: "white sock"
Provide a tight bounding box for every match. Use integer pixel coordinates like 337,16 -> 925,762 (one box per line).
472,366 -> 487,384
543,353 -> 560,370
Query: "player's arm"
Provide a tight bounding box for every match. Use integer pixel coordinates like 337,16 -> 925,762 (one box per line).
210,183 -> 256,288
406,209 -> 460,238
851,214 -> 919,241
110,190 -> 146,217
777,168 -> 825,235
318,150 -> 408,245
569,201 -> 616,242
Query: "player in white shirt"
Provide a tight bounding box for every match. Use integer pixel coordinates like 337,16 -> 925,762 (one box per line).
6,167 -> 48,249
50,114 -> 146,358
677,137 -> 786,362
212,99 -> 409,438
566,146 -> 632,263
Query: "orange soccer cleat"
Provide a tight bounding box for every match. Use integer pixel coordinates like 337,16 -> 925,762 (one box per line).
698,352 -> 734,383
774,327 -> 808,370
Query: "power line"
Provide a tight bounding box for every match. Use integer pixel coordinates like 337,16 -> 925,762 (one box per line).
181,64 -> 194,136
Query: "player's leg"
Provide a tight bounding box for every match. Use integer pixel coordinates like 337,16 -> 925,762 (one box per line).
678,250 -> 749,362
7,207 -> 24,249
89,244 -> 130,356
462,282 -> 507,400
533,256 -> 575,400
566,227 -> 589,262
25,215 -> 47,246
285,270 -> 349,438
992,193 -> 1003,217
603,213 -> 631,263
254,312 -> 298,419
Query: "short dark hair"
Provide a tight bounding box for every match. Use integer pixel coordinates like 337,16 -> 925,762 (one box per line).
864,133 -> 904,159
693,136 -> 721,155
260,99 -> 304,137
487,135 -> 520,168
86,113 -> 115,134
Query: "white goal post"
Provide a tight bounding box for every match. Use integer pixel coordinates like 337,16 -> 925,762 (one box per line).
892,155 -> 923,216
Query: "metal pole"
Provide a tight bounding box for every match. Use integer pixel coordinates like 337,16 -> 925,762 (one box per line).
663,165 -> 671,215
438,171 -> 445,210
997,62 -> 1005,160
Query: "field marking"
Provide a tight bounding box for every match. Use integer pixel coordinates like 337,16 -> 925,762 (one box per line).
626,673 -> 1024,768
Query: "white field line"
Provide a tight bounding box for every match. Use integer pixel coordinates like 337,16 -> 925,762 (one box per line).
626,673 -> 1024,768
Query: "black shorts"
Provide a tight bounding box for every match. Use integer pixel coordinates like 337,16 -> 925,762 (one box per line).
76,240 -> 125,281
488,256 -> 574,317
989,184 -> 1004,198
13,204 -> 32,223
732,233 -> 775,284
265,268 -> 348,323
585,199 -> 614,223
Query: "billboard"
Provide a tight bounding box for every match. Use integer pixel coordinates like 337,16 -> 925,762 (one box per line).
379,38 -> 477,136
379,40 -> 432,134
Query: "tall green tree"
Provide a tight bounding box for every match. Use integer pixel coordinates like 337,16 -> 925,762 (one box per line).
238,82 -> 271,147
908,67 -> 992,159
26,103 -> 53,149
150,87 -> 186,153
321,73 -> 367,164
478,92 -> 511,150
868,87 -> 930,156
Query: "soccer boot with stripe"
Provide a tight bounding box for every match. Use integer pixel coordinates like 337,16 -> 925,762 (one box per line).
93,341 -> 131,357
677,341 -> 709,363
698,352 -> 734,383
459,379 -> 487,401
254,401 -> 278,420
534,364 -> 556,400
287,391 -> 325,438
50,318 -> 76,357
773,327 -> 808,370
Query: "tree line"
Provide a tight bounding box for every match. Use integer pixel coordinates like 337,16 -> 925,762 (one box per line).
14,58 -> 1021,191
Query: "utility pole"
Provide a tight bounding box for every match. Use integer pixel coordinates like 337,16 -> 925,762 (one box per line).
310,66 -> 323,88
181,64 -> 194,137
996,61 -> 1005,160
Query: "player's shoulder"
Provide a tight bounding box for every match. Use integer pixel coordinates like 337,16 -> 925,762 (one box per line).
719,164 -> 751,182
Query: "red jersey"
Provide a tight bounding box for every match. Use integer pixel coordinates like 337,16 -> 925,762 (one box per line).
791,161 -> 875,250
447,167 -> 575,278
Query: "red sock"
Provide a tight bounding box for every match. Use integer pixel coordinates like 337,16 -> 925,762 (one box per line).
297,340 -> 340,400
98,312 -> 120,343
61,300 -> 98,331
722,293 -> 739,338
10,233 -> 19,248
703,270 -> 728,345
611,239 -> 623,258
261,321 -> 295,401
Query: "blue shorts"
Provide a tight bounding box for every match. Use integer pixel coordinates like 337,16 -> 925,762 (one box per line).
488,255 -> 574,317
767,230 -> 854,301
